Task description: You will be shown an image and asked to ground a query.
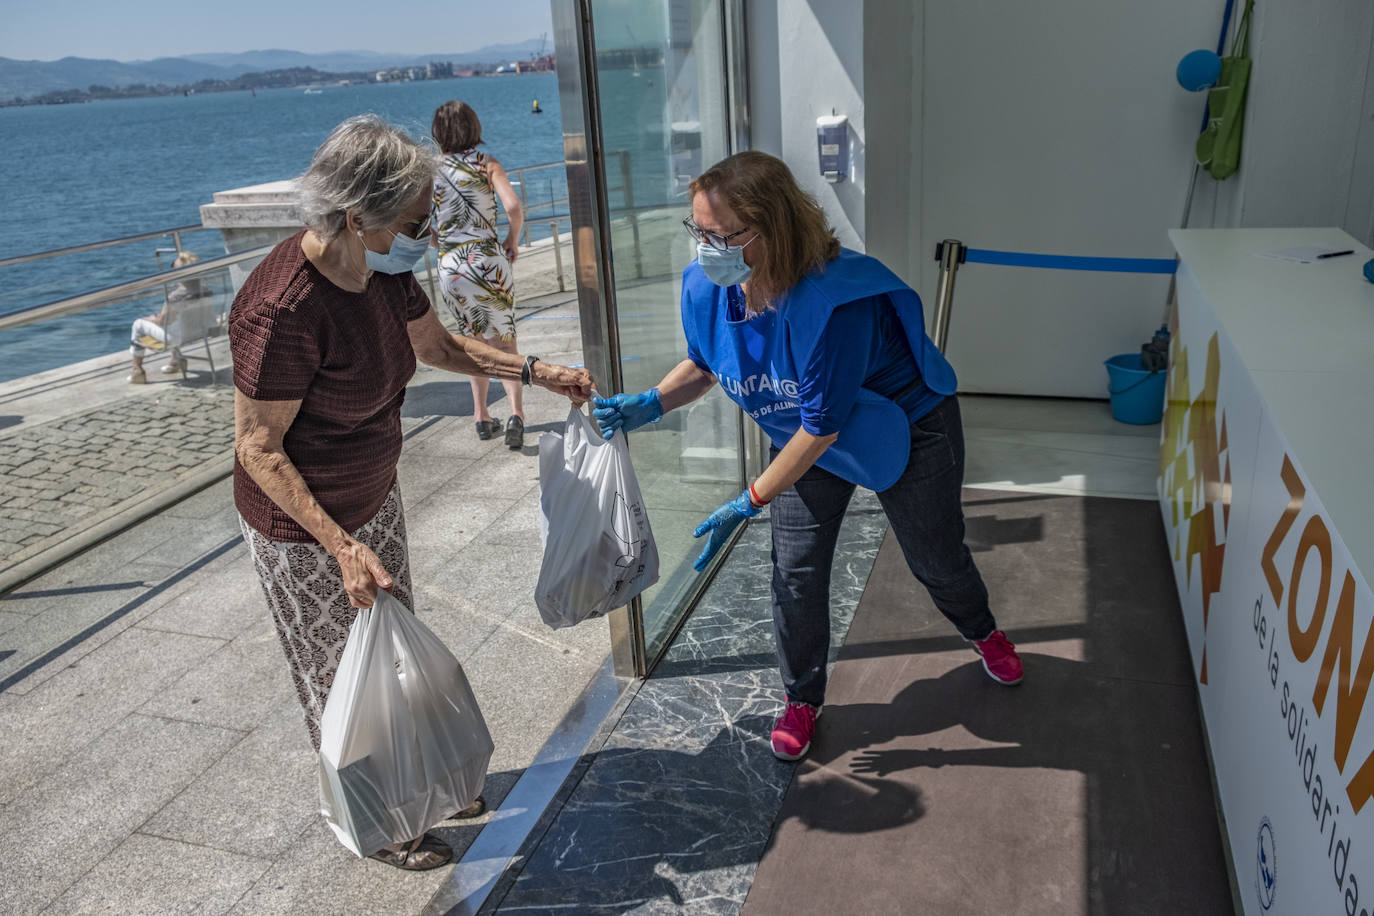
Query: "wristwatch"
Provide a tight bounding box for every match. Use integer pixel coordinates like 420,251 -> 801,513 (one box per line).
521,354 -> 540,386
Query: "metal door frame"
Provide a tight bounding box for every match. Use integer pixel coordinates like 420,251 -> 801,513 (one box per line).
552,0 -> 751,678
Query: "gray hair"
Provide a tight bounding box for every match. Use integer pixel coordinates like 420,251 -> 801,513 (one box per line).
297,115 -> 436,240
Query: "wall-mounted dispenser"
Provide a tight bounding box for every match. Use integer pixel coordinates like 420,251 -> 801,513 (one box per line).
816,113 -> 849,183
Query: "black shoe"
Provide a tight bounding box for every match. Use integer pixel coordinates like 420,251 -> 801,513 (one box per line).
476,419 -> 500,440
505,416 -> 524,450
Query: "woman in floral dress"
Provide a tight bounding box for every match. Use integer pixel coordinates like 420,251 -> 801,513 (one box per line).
431,100 -> 527,448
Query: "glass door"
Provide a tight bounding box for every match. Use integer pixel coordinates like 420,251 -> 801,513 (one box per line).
553,0 -> 748,675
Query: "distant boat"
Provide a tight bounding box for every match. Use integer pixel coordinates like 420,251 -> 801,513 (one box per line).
531,99 -> 543,114
626,25 -> 643,76
303,88 -> 323,95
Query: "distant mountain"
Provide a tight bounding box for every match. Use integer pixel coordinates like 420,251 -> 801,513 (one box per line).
179,49 -> 344,72
442,38 -> 550,64
0,39 -> 549,100
183,40 -> 547,73
0,55 -> 232,100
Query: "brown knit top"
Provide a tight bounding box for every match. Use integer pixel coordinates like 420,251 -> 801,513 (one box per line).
230,231 -> 431,542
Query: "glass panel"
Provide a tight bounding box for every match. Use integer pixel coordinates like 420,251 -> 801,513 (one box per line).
0,227 -> 234,382
590,0 -> 739,663
0,251 -> 267,384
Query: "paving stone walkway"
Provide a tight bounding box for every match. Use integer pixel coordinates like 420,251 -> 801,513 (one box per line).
0,386 -> 235,567
0,288 -> 615,915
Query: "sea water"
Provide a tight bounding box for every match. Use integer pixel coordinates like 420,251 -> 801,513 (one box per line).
0,73 -> 568,382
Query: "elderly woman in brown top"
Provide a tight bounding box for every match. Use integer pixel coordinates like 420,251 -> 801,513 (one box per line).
230,115 -> 591,872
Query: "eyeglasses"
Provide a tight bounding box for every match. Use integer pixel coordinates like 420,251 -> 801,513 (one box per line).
394,214 -> 432,240
682,216 -> 753,252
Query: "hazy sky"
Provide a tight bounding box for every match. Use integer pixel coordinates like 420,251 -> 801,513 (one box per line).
0,0 -> 556,61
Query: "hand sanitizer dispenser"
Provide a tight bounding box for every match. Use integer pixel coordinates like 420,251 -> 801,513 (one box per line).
816,114 -> 849,183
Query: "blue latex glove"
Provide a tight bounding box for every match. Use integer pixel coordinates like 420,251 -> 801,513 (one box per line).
592,388 -> 663,440
692,490 -> 760,570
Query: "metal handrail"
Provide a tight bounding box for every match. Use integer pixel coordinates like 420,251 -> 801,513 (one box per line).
0,244 -> 274,332
505,153 -> 634,251
1,211 -> 581,334
2,200 -> 652,333
0,224 -> 208,269
468,162 -> 565,215
501,159 -> 565,174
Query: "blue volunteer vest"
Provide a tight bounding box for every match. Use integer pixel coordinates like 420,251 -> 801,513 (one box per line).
681,248 -> 957,492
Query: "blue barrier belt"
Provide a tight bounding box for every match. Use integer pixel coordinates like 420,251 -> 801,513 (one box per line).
964,249 -> 1179,275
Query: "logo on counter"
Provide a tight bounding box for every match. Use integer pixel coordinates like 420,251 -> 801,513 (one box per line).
1159,329 -> 1231,684
1256,817 -> 1277,910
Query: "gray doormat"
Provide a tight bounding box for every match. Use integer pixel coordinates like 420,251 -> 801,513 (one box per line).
743,490 -> 1233,916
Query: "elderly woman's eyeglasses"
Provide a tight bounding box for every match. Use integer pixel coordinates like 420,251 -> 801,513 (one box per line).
682,217 -> 752,252
395,215 -> 432,240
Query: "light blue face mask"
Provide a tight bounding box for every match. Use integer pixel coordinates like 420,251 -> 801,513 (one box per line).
359,229 -> 430,275
697,239 -> 754,287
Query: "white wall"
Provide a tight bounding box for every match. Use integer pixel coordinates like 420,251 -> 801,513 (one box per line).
747,0 -> 866,251
749,0 -> 1374,398
862,0 -> 919,284
1189,2 -> 1374,244
912,0 -> 1226,397
745,0 -> 783,159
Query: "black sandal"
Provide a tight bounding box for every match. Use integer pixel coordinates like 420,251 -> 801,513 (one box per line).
475,419 -> 500,440
368,832 -> 453,871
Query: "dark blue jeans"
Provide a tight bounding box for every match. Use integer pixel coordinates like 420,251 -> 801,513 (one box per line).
769,395 -> 996,707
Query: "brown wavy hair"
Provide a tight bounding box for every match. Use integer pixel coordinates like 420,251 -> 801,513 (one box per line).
431,100 -> 482,154
689,151 -> 840,313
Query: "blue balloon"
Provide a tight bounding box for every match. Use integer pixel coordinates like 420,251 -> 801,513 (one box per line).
1363,257 -> 1374,284
1177,49 -> 1222,91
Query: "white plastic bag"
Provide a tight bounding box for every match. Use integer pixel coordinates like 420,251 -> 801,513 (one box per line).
318,589 -> 494,857
535,406 -> 659,628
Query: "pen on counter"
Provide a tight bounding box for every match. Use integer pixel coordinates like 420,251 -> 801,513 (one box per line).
1316,249 -> 1355,259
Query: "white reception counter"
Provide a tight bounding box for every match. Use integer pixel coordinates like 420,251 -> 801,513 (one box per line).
1162,228 -> 1374,916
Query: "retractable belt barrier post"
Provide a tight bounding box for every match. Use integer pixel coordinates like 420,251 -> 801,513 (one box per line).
930,240 -> 1180,354
931,240 -> 966,355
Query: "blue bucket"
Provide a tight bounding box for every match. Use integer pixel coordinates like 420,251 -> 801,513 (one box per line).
1104,353 -> 1165,425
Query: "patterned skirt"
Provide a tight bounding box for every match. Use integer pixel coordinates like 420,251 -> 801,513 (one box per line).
239,484 -> 414,750
437,241 -> 516,340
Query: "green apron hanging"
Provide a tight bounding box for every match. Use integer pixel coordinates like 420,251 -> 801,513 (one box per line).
1196,0 -> 1254,179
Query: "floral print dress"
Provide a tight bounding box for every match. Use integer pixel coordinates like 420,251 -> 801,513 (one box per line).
432,149 -> 516,339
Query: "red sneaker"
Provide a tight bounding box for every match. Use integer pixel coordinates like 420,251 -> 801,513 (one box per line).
770,701 -> 821,761
972,630 -> 1023,685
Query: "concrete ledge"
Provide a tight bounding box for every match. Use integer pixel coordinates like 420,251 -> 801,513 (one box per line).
200,180 -> 303,255
198,203 -> 303,230
207,180 -> 299,207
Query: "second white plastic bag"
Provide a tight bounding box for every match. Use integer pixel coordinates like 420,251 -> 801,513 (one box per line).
318,589 -> 494,858
535,406 -> 659,628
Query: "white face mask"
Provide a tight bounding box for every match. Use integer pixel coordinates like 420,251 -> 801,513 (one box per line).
696,239 -> 755,287
358,229 -> 429,275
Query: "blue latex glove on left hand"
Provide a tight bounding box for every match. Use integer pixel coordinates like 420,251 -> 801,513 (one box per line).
692,490 -> 760,570
592,389 -> 663,440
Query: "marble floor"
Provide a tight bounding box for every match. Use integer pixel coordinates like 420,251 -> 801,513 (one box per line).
469,398 -> 1163,913
489,492 -> 887,914
960,394 -> 1161,501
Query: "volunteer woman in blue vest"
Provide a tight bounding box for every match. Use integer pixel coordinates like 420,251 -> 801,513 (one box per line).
593,151 -> 1024,762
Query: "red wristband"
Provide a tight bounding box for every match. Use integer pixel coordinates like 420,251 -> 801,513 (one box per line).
749,482 -> 770,507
